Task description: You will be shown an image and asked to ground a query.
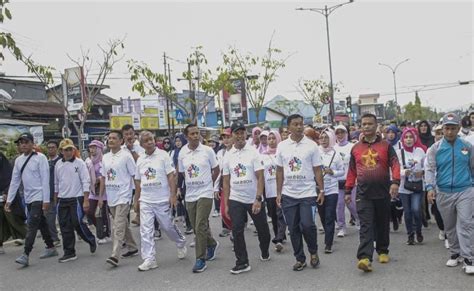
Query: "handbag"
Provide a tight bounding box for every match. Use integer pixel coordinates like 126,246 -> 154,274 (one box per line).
11,153 -> 35,220
401,149 -> 423,192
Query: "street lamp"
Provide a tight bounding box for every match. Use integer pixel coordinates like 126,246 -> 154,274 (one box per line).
378,58 -> 410,106
297,0 -> 354,125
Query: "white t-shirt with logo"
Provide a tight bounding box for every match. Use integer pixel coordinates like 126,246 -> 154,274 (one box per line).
262,153 -> 278,199
135,149 -> 175,204
101,149 -> 136,207
276,135 -> 322,199
178,143 -> 218,202
334,142 -> 354,181
222,144 -> 264,204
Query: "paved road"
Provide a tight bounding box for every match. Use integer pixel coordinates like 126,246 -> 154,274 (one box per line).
0,213 -> 472,290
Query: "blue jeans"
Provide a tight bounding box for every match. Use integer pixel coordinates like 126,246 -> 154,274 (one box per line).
316,194 -> 338,247
399,192 -> 423,235
281,195 -> 318,262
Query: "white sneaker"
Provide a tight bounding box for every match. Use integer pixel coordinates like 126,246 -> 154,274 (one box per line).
138,260 -> 158,271
177,246 -> 187,259
318,226 -> 325,233
190,239 -> 195,248
446,255 -> 462,267
212,210 -> 219,218
444,239 -> 450,249
438,230 -> 445,241
463,260 -> 474,274
337,229 -> 345,238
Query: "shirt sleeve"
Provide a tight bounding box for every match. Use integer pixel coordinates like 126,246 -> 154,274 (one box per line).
178,152 -> 185,173
424,143 -> 438,189
163,155 -> 175,175
79,161 -> 91,193
208,149 -> 219,169
388,144 -> 401,184
39,155 -> 51,203
126,154 -> 136,178
100,159 -> 107,177
134,160 -> 141,181
345,146 -> 357,194
222,155 -> 230,176
275,145 -> 283,167
331,154 -> 345,178
312,144 -> 323,167
253,152 -> 264,172
6,158 -> 22,203
54,162 -> 60,193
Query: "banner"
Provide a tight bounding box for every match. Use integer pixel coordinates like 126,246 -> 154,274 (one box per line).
110,115 -> 133,130
65,67 -> 87,112
140,116 -> 159,130
0,125 -> 44,148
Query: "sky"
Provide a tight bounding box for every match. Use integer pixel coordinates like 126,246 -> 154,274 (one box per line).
1,0 -> 473,112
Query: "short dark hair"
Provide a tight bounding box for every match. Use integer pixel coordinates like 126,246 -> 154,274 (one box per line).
361,113 -> 377,123
287,114 -> 304,126
109,130 -> 123,139
47,140 -> 59,147
184,123 -> 198,136
121,124 -> 134,132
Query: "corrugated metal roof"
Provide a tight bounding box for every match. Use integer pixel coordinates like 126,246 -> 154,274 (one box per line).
0,118 -> 49,126
93,94 -> 121,106
7,100 -> 64,116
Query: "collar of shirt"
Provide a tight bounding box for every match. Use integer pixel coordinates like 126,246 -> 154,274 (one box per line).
144,148 -> 159,158
111,148 -> 124,157
185,143 -> 203,153
288,135 -> 310,145
230,143 -> 251,154
362,135 -> 382,145
62,157 -> 76,163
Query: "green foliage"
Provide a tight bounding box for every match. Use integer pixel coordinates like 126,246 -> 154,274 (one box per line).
403,92 -> 442,121
384,100 -> 399,121
296,78 -> 341,116
4,139 -> 18,161
0,0 -> 22,60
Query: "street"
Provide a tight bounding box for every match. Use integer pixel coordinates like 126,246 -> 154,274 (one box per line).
0,212 -> 472,290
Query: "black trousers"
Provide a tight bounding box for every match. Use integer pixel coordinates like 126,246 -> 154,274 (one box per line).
24,201 -> 54,255
0,202 -> 27,246
356,196 -> 390,261
87,199 -> 111,239
266,197 -> 287,244
431,200 -> 445,231
316,194 -> 338,247
58,197 -> 95,256
229,199 -> 271,266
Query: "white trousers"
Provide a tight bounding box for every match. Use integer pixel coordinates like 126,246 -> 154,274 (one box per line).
140,201 -> 186,262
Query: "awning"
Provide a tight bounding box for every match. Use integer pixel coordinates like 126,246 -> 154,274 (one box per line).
0,118 -> 49,126
7,100 -> 64,116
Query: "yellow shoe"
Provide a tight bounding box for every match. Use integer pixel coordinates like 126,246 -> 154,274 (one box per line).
378,254 -> 390,264
357,258 -> 373,272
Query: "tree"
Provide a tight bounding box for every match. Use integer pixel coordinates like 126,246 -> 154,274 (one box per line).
129,47 -> 233,124
384,100 -> 398,121
402,91 -> 441,122
295,78 -> 341,118
0,0 -> 22,60
23,38 -> 125,153
221,35 -> 290,125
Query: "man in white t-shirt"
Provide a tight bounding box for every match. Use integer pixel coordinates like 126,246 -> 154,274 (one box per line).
122,124 -> 145,226
222,121 -> 271,275
178,124 -> 220,273
100,130 -> 138,267
134,131 -> 186,272
276,114 -> 325,271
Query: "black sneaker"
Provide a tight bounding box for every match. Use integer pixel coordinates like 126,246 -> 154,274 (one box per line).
90,239 -> 97,253
293,261 -> 307,271
407,233 -> 415,245
230,264 -> 251,274
184,226 -> 193,235
121,250 -> 139,259
393,219 -> 399,231
416,232 -> 424,243
310,253 -> 320,268
324,245 -> 333,254
219,229 -> 230,237
58,254 -> 77,263
260,251 -> 271,261
106,256 -> 119,267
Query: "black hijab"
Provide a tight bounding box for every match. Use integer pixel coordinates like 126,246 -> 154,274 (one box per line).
417,120 -> 434,148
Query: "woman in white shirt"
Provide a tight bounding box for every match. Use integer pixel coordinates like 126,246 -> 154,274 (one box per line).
396,128 -> 426,245
317,129 -> 344,253
262,130 -> 287,252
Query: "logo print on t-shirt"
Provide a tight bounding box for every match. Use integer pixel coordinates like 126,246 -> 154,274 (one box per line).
268,165 -> 276,176
233,163 -> 247,177
144,167 -> 157,180
289,157 -> 302,172
107,168 -> 117,181
361,148 -> 378,169
187,164 -> 200,178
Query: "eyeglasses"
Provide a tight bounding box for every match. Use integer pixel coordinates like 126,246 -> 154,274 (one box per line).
163,141 -> 170,144
63,148 -> 74,152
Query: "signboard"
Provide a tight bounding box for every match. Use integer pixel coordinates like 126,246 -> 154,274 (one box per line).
158,108 -> 167,128
131,113 -> 141,130
65,67 -> 87,112
140,116 -> 159,130
110,115 -> 133,130
144,107 -> 158,115
175,109 -> 185,122
0,125 -> 44,148
80,133 -> 89,141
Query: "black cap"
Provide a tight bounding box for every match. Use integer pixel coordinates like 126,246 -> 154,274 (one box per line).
15,132 -> 34,144
231,121 -> 246,133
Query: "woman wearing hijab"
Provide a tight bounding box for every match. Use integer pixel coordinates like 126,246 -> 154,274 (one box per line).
258,130 -> 269,154
262,130 -> 287,253
317,129 -> 344,253
385,125 -> 401,149
334,125 -> 358,237
170,134 -> 193,234
162,137 -> 174,154
85,140 -> 110,244
417,120 -> 434,148
249,127 -> 262,149
395,128 -> 426,245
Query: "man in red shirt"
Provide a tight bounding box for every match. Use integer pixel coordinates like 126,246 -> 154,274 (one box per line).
345,113 -> 400,272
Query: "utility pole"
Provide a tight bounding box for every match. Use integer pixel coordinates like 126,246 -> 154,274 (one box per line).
167,63 -> 175,135
379,58 -> 409,113
163,52 -> 171,134
296,0 -> 353,125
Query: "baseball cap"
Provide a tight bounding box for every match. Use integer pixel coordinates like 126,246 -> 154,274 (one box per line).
59,138 -> 76,150
231,121 -> 246,133
14,132 -> 34,144
259,130 -> 269,137
441,113 -> 460,126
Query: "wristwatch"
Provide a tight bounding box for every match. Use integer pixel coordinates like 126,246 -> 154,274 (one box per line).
255,196 -> 263,202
